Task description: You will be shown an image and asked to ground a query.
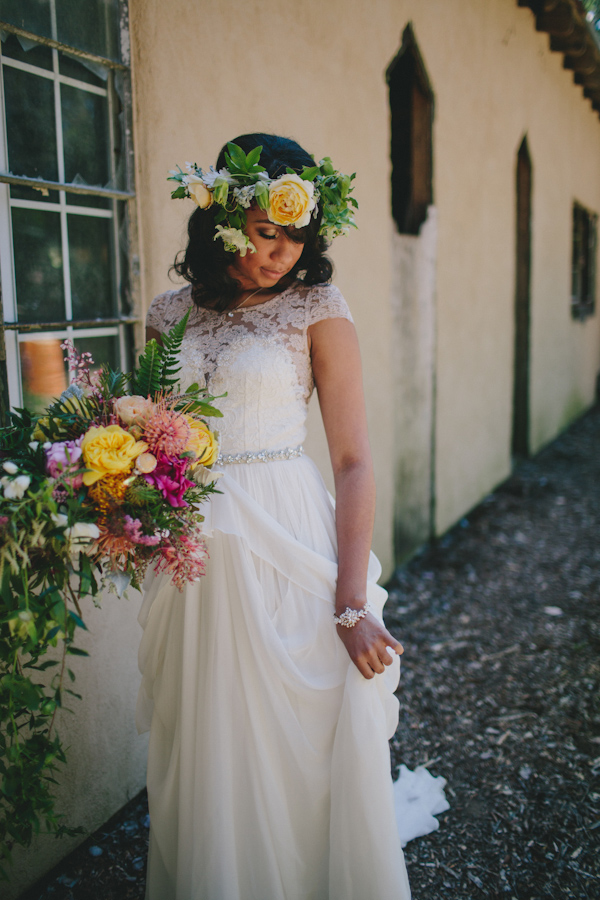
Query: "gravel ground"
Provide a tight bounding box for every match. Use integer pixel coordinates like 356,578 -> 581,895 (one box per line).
21,406 -> 600,900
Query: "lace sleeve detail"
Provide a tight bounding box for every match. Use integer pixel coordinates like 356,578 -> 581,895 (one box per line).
146,287 -> 194,334
146,291 -> 172,333
305,284 -> 353,327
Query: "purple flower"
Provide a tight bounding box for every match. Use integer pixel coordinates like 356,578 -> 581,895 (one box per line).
143,454 -> 193,508
45,438 -> 84,488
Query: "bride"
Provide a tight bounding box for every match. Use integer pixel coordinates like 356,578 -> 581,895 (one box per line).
137,133 -> 444,899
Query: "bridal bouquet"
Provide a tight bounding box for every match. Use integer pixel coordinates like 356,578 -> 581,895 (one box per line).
0,311 -> 221,875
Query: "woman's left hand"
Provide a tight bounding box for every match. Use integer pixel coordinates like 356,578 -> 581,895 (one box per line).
336,613 -> 403,680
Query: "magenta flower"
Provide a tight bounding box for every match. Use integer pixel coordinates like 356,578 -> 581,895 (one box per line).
143,454 -> 193,508
45,438 -> 84,488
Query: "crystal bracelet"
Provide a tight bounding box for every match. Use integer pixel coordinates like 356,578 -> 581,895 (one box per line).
333,600 -> 373,628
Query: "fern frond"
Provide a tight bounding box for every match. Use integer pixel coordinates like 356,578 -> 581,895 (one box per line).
133,339 -> 163,398
159,308 -> 191,390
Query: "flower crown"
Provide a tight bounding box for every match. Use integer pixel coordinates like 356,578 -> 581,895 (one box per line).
168,142 -> 357,257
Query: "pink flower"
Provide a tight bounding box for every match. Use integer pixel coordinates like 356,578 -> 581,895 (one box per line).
153,531 -> 208,590
143,454 -> 194,508
123,515 -> 162,546
45,438 -> 84,488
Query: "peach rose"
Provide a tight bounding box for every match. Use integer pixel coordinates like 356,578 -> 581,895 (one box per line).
267,174 -> 316,228
187,177 -> 213,209
114,395 -> 155,427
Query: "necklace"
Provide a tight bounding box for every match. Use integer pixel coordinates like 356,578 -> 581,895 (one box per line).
226,287 -> 264,318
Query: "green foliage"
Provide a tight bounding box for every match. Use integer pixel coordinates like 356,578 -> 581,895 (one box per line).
133,308 -> 190,397
0,475 -> 102,879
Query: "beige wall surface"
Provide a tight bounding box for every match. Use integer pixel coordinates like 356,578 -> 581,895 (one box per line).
8,591 -> 147,899
129,0 -> 600,562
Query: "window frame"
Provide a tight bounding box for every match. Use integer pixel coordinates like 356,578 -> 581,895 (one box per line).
0,1 -> 139,413
571,200 -> 597,322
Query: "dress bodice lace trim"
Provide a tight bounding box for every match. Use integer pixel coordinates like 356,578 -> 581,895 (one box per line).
146,281 -> 353,456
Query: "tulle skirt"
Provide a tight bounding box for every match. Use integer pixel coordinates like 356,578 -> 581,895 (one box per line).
136,455 -> 411,900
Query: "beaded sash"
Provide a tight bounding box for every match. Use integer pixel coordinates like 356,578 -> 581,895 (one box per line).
217,445 -> 304,465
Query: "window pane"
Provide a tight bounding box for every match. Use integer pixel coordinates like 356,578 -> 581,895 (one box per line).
0,0 -> 52,39
73,332 -> 120,375
1,31 -> 52,70
68,214 -> 115,320
56,0 -> 119,62
19,338 -> 68,413
4,65 -> 58,179
10,184 -> 56,203
12,207 -> 64,323
61,83 -> 110,186
67,194 -> 111,210
59,51 -> 107,88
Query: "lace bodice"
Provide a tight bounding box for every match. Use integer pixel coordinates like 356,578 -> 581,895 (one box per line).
146,281 -> 353,455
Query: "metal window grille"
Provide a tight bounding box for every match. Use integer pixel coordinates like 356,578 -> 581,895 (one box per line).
0,0 -> 139,416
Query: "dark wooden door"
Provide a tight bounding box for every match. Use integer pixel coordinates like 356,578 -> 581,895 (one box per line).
513,138 -> 532,459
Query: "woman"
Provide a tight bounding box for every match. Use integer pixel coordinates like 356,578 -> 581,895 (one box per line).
137,133 -> 412,899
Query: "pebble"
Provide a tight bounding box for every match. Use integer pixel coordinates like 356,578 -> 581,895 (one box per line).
88,845 -> 103,857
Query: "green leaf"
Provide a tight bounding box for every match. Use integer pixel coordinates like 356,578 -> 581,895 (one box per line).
67,611 -> 87,631
245,145 -> 263,168
300,165 -> 320,181
65,647 -> 89,657
133,339 -> 162,398
170,186 -> 186,200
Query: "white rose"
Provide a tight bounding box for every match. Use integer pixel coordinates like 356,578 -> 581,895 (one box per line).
67,522 -> 100,543
2,474 -> 30,499
51,513 -> 69,529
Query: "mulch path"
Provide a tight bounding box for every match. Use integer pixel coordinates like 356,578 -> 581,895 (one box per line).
21,407 -> 600,899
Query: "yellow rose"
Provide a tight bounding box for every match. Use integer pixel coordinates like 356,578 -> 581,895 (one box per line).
185,417 -> 219,467
114,395 -> 155,427
187,177 -> 213,209
81,425 -> 148,486
267,174 -> 316,228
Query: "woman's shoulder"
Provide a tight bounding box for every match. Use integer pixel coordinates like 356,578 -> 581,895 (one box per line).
146,284 -> 193,332
295,281 -> 353,327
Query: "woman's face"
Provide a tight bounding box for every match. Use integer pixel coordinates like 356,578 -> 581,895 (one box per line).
229,205 -> 304,292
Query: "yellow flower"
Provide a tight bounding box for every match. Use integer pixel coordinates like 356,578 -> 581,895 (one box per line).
188,179 -> 213,209
81,425 -> 148,486
268,174 -> 315,228
185,417 -> 218,467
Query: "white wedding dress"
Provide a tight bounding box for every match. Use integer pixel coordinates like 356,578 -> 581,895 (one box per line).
137,281 -> 447,900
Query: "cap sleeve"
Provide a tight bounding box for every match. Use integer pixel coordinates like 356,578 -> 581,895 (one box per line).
305,284 -> 354,327
146,291 -> 173,334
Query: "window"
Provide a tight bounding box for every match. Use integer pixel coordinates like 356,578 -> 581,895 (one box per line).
571,201 -> 597,321
387,23 -> 434,235
0,0 -> 138,415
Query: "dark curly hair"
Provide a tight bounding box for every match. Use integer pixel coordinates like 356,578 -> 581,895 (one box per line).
171,133 -> 333,313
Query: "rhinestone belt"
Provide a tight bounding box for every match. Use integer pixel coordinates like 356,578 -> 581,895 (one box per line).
217,445 -> 304,465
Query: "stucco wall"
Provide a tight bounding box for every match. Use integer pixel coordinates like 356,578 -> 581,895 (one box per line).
8,590 -> 147,900
130,0 -> 600,564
